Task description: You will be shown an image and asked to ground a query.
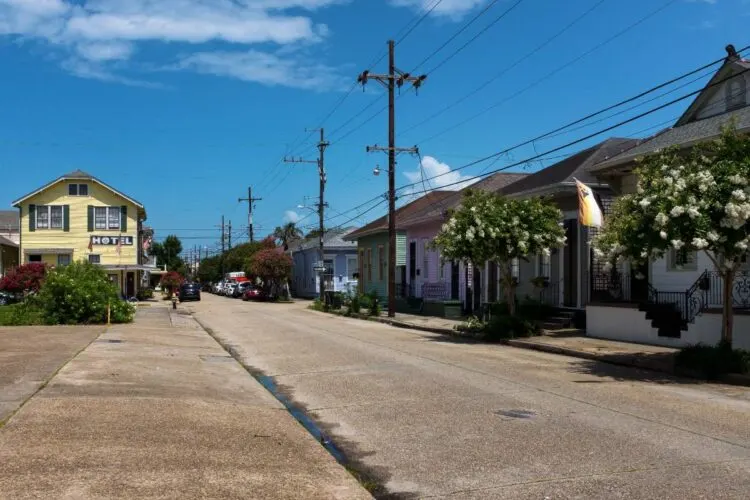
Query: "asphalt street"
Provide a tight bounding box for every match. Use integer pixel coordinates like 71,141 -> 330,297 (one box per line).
190,295 -> 750,499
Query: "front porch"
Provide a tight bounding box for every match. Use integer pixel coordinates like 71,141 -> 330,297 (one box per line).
586,268 -> 750,350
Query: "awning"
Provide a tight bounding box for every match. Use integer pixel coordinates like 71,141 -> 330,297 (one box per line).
100,265 -> 154,272
0,235 -> 18,248
23,248 -> 73,254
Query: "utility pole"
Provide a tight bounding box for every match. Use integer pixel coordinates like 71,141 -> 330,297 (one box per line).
228,220 -> 232,250
284,128 -> 329,302
239,187 -> 263,242
220,216 -> 225,278
358,40 -> 426,317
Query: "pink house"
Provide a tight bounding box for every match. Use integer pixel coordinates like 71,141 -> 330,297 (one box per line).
399,172 -> 527,313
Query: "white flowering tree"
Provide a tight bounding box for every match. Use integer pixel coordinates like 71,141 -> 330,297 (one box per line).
594,127 -> 750,344
433,190 -> 566,316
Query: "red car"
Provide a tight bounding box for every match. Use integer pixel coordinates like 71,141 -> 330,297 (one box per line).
242,286 -> 267,301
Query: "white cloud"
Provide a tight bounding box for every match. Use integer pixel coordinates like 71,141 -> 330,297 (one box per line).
175,50 -> 346,90
402,156 -> 477,197
0,0 -> 345,87
390,0 -> 487,19
283,210 -> 301,223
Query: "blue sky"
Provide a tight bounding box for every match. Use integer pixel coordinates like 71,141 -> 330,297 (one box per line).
1,0 -> 748,255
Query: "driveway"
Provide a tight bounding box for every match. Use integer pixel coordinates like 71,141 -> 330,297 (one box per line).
190,295 -> 750,499
0,324 -> 104,422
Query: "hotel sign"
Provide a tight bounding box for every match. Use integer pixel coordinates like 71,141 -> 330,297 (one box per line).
90,235 -> 134,246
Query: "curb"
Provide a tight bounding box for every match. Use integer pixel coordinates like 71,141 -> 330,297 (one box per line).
373,318 -> 465,337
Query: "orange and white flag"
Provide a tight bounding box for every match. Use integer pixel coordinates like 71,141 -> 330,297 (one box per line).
575,179 -> 603,228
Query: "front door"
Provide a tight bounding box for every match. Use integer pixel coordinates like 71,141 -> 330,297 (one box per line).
630,263 -> 649,302
126,272 -> 135,298
473,265 -> 482,312
563,219 -> 577,307
450,262 -> 460,300
409,241 -> 416,295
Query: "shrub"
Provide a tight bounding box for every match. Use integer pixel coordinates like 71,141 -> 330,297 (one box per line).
160,272 -> 184,298
0,263 -> 47,294
454,316 -> 486,335
348,294 -> 361,315
0,302 -> 44,326
483,315 -> 540,342
136,288 -> 154,300
366,290 -> 380,316
309,299 -> 325,312
358,294 -> 373,311
37,261 -> 135,325
676,342 -> 750,379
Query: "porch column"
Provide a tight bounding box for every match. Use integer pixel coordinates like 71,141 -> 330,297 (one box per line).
576,222 -> 582,309
558,244 -> 564,305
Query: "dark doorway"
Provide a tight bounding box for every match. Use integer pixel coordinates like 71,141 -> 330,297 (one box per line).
487,262 -> 497,303
473,264 -> 482,312
630,263 -> 649,302
409,241 -> 416,295
563,220 -> 578,307
126,272 -> 135,298
450,262 -> 460,300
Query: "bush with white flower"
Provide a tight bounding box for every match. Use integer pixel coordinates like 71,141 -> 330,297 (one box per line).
434,190 -> 565,316
593,126 -> 750,343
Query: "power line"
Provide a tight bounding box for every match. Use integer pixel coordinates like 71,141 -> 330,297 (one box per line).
413,0 -> 681,145
400,0 -> 609,137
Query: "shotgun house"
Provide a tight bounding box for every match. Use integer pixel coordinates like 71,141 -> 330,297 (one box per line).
496,138 -> 638,310
398,173 -> 527,314
585,44 -> 750,350
12,170 -> 149,298
290,227 -> 359,298
343,191 -> 454,304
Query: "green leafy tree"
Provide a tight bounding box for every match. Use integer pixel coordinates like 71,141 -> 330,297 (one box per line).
150,235 -> 184,272
594,126 -> 750,344
433,191 -> 566,316
273,222 -> 303,251
38,261 -> 135,324
222,240 -> 273,273
197,255 -> 223,283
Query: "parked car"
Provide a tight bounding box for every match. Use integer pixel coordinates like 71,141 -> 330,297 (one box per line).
224,282 -> 238,297
233,282 -> 253,298
0,290 -> 20,306
213,281 -> 225,294
242,285 -> 267,301
179,282 -> 201,302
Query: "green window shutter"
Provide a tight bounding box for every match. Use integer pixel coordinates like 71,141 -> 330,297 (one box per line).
120,206 -> 128,232
63,205 -> 70,232
87,206 -> 94,232
28,204 -> 36,232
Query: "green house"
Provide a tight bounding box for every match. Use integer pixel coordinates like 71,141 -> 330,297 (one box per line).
343,192 -> 455,302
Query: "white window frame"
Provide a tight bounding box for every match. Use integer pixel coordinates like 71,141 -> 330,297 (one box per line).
94,206 -> 120,231
88,254 -> 101,264
57,254 -> 71,267
511,258 -> 520,280
538,253 -> 551,278
668,249 -> 698,271
347,255 -> 358,280
36,205 -> 63,230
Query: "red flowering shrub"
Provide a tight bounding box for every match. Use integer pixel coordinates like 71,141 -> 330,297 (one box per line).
160,271 -> 184,298
0,263 -> 47,294
246,248 -> 292,299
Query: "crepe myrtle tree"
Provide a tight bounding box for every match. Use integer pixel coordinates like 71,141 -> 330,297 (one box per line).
594,126 -> 750,344
433,190 -> 566,316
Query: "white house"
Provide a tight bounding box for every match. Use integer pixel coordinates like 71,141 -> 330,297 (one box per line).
586,44 -> 750,350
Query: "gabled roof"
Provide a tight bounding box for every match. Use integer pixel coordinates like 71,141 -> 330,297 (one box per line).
398,172 -> 528,229
294,227 -> 359,251
12,171 -> 146,215
500,138 -> 639,196
591,106 -> 750,173
344,191 -> 455,240
0,210 -> 19,232
591,45 -> 750,173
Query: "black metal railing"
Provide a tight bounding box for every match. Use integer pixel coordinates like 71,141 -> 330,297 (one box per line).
538,279 -> 563,308
703,270 -> 750,310
588,270 -> 632,303
422,282 -> 449,301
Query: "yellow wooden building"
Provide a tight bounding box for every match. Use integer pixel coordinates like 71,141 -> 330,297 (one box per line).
12,170 -> 148,298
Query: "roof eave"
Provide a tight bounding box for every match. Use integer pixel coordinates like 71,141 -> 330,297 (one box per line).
12,175 -> 145,212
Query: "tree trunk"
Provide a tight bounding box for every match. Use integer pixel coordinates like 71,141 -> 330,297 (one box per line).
722,268 -> 735,346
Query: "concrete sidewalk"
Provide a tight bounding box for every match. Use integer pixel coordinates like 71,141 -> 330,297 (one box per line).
0,305 -> 370,499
